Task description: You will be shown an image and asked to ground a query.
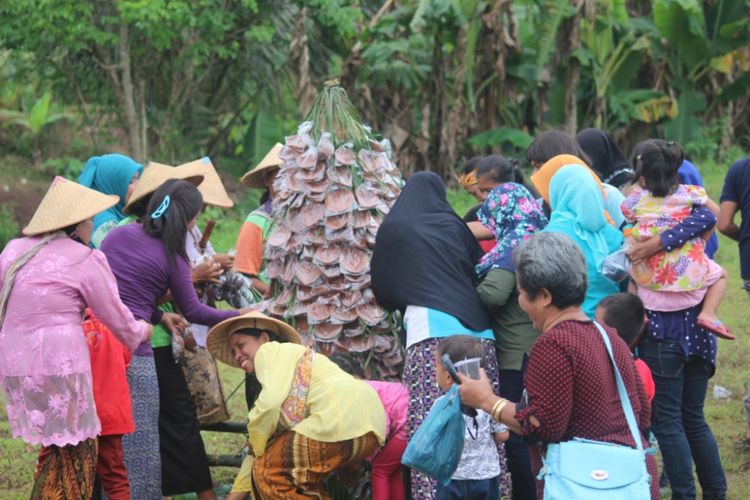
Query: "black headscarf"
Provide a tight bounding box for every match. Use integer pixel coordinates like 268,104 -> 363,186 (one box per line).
576,128 -> 634,188
371,171 -> 491,332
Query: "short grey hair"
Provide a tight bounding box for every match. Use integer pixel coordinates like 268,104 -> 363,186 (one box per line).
513,232 -> 587,308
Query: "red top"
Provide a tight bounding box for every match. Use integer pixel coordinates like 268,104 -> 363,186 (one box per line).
83,310 -> 135,436
479,239 -> 496,254
515,320 -> 658,499
634,358 -> 655,403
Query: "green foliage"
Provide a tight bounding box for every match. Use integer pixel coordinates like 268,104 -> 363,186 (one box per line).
533,0 -> 574,75
41,157 -> 86,179
446,186 -> 476,219
242,111 -> 285,174
0,205 -> 19,249
663,88 -> 706,147
0,91 -> 68,137
653,0 -> 710,74
467,127 -> 534,151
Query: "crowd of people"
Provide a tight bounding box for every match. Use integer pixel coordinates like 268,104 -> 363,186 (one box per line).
0,126 -> 747,500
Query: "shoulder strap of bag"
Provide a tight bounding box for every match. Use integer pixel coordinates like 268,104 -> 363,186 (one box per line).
0,233 -> 64,328
593,321 -> 643,451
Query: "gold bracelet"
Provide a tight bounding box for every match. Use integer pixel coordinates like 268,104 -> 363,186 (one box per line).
491,398 -> 509,421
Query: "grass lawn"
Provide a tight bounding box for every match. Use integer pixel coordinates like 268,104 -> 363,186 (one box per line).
1,164 -> 750,498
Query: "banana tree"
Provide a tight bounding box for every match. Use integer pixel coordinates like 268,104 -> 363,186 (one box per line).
0,90 -> 69,166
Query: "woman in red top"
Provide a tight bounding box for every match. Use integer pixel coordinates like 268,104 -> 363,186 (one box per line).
458,232 -> 658,499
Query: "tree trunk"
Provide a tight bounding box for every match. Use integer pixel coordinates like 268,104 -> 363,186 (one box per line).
563,0 -> 583,135
119,23 -> 143,161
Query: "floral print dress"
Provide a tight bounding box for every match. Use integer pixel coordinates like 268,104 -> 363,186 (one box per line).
475,182 -> 548,277
621,184 -> 711,291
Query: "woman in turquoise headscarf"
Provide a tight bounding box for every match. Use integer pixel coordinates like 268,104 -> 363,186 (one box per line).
544,164 -> 623,318
78,154 -> 143,248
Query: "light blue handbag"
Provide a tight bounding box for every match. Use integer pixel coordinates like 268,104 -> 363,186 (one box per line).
538,322 -> 653,500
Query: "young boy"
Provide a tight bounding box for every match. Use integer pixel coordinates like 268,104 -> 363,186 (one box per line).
596,293 -> 655,402
434,336 -> 509,500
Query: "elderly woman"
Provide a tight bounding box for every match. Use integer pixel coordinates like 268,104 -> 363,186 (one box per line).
474,182 -> 547,499
77,153 -> 143,247
0,177 -> 151,498
458,232 -> 658,499
206,311 -> 385,499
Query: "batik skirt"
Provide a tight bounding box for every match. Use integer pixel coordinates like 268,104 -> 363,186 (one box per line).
232,430 -> 379,499
32,438 -> 98,499
119,355 -> 161,500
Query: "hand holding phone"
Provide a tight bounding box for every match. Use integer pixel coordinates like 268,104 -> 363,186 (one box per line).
441,354 -> 477,417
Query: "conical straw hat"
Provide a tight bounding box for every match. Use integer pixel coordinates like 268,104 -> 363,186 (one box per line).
124,161 -> 204,214
177,157 -> 234,208
23,176 -> 119,236
207,311 -> 300,368
240,143 -> 283,188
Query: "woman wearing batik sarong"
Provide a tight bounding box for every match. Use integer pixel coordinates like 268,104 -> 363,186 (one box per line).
0,177 -> 151,499
371,171 -> 506,499
206,312 -> 386,500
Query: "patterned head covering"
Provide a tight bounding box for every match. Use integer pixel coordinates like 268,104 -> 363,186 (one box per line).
475,183 -> 548,277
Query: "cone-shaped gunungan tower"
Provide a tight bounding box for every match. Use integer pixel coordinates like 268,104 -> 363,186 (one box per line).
262,81 -> 404,378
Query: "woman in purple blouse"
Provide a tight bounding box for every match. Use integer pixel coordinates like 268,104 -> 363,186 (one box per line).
101,179 -> 244,499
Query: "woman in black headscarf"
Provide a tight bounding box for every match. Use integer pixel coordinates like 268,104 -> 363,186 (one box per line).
371,171 -> 506,499
576,128 -> 634,190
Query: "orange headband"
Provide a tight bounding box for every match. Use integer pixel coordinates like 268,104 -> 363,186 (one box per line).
458,170 -> 478,189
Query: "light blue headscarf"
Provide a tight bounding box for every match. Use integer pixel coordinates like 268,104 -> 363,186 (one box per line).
78,154 -> 143,233
545,164 -> 623,318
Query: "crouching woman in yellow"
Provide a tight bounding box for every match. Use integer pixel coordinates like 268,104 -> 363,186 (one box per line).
207,312 -> 386,499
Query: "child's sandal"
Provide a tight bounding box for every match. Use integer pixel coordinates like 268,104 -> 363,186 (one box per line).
697,318 -> 735,340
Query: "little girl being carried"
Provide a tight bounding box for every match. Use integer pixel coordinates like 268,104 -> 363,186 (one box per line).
621,139 -> 732,339
434,336 -> 509,499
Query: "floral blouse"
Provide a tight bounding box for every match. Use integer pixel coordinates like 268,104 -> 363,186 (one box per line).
621,184 -> 711,291
0,237 -> 149,447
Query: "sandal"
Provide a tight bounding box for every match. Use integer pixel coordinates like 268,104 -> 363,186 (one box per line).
697,318 -> 736,340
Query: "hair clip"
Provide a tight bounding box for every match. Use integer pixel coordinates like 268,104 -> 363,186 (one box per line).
151,195 -> 171,219
636,154 -> 643,161
667,141 -> 676,146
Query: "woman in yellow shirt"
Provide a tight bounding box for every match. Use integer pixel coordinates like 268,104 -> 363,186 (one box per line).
207,312 -> 386,499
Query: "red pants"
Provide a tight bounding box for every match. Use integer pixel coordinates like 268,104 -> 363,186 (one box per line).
97,435 -> 130,500
371,436 -> 408,500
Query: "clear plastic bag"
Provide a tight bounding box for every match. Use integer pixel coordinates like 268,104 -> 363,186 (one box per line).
600,247 -> 630,283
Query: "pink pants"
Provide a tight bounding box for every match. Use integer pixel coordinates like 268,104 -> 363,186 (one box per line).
371,436 -> 408,500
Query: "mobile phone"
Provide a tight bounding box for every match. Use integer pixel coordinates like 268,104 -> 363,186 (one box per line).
441,354 -> 477,417
441,354 -> 462,384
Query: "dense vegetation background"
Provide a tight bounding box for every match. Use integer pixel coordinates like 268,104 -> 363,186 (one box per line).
1,0 -> 749,217
1,2 -> 750,497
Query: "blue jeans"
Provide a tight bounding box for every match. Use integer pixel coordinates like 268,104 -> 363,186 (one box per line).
498,366 -> 535,500
641,339 -> 727,499
436,475 -> 500,500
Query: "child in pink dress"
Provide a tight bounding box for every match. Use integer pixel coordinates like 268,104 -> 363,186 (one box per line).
621,139 -> 732,339
328,352 -> 409,500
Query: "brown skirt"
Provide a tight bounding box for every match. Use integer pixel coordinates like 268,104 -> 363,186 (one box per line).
252,431 -> 380,500
32,438 -> 98,499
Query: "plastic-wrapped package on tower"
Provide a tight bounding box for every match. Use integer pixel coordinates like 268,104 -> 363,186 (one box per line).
262,82 -> 404,379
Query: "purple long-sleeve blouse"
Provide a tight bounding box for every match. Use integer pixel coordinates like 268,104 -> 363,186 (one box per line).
101,223 -> 238,354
